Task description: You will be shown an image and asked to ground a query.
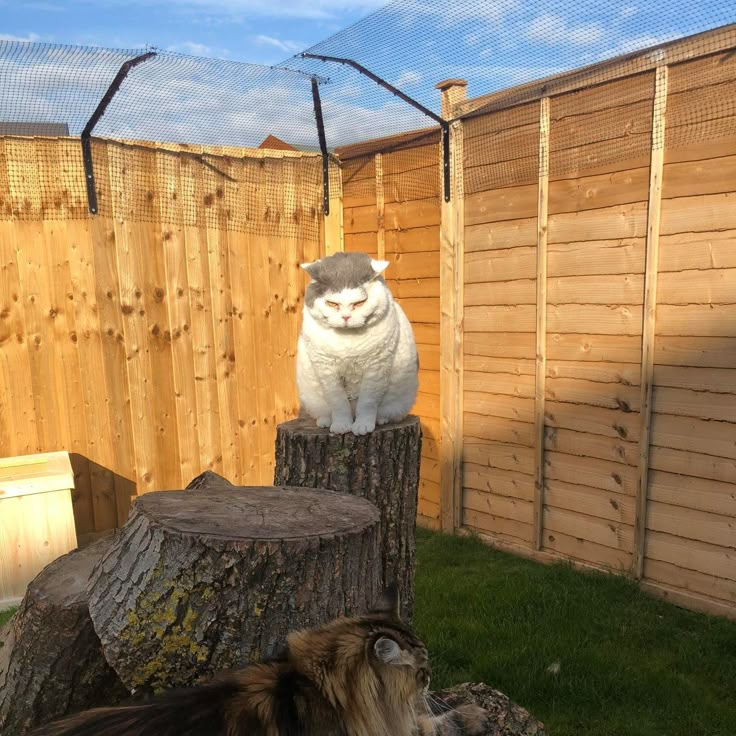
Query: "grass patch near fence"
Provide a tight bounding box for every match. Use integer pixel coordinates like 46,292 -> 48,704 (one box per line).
0,607 -> 15,628
414,527 -> 736,736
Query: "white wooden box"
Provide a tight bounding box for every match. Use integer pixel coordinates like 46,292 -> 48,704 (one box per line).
0,451 -> 77,608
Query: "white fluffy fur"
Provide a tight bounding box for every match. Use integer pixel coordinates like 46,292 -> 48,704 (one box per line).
297,259 -> 418,435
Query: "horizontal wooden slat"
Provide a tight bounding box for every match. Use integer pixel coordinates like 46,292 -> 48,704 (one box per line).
391,277 -> 439,299
385,198 -> 441,230
657,268 -> 736,305
660,192 -> 736,235
464,217 -> 537,252
548,238 -> 645,277
464,279 -> 536,306
654,336 -> 736,368
463,462 -> 534,504
464,123 -> 540,168
462,508 -> 534,544
344,232 -> 378,254
653,365 -> 736,393
646,530 -> 735,580
343,205 -> 377,234
547,304 -> 643,335
543,529 -> 632,571
649,470 -> 736,518
548,273 -> 644,305
419,477 -> 440,504
384,226 -> 440,253
663,155 -> 736,199
548,168 -> 649,214
387,251 -> 439,280
547,360 -> 640,385
412,391 -> 439,420
651,413 -> 736,460
548,202 -> 648,243
654,386 -> 736,423
545,450 -> 637,496
464,412 -> 534,446
463,391 -> 534,423
643,558 -> 736,605
464,354 -> 535,376
544,426 -> 638,466
463,439 -> 535,475
544,506 -> 634,552
416,344 -> 440,371
658,230 -> 736,272
656,304 -> 736,337
465,185 -> 538,226
545,401 -> 640,441
413,323 -> 439,345
544,478 -> 635,524
546,376 -> 640,412
547,333 -> 642,363
417,369 -> 439,396
465,372 -> 535,398
397,297 -> 439,324
464,332 -> 536,359
465,305 -> 536,333
417,496 -> 440,520
465,246 -> 537,283
649,446 -> 736,485
464,487 -> 534,523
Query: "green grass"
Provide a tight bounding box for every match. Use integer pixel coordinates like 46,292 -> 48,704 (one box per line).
414,528 -> 736,736
0,607 -> 15,628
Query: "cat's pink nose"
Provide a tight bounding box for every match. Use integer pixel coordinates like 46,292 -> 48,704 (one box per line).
342,315 -> 350,322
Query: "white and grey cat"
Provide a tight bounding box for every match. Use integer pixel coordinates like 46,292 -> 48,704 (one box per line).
297,252 -> 419,435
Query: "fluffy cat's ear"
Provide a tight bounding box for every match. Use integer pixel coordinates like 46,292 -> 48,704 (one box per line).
371,582 -> 400,620
369,259 -> 389,279
374,636 -> 402,663
300,261 -> 319,276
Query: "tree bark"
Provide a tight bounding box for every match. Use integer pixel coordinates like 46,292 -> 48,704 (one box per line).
434,683 -> 547,736
86,486 -> 382,693
184,469 -> 233,490
274,416 -> 421,620
0,539 -> 128,736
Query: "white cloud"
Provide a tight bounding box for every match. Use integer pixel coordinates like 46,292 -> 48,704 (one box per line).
0,32 -> 42,42
167,41 -> 212,56
620,6 -> 638,18
395,70 -> 421,87
255,35 -> 304,54
79,0 -> 384,21
526,14 -> 604,47
608,32 -> 679,56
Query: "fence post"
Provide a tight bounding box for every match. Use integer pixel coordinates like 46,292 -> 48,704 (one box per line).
437,79 -> 466,533
633,65 -> 669,579
324,163 -> 344,255
533,97 -> 550,550
375,153 -> 385,260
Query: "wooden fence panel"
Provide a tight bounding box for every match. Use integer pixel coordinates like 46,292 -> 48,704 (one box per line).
0,136 -> 322,540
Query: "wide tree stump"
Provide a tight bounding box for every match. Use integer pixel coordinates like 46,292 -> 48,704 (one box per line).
0,539 -> 127,736
86,486 -> 381,693
274,416 -> 421,619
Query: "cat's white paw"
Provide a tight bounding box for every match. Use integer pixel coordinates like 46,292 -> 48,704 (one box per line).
330,418 -> 353,434
351,416 -> 376,435
316,416 -> 331,428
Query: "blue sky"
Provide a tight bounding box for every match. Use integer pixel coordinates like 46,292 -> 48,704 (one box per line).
0,0 -> 732,148
0,0 -> 384,65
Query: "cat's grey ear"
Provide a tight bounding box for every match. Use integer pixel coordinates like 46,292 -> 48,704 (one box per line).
369,259 -> 389,279
371,582 -> 400,619
374,636 -> 402,663
300,261 -> 319,275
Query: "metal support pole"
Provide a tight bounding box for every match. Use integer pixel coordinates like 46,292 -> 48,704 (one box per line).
301,52 -> 452,202
81,51 -> 156,214
311,77 -> 330,216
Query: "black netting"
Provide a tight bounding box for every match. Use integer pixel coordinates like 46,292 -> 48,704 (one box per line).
1,1 -> 735,219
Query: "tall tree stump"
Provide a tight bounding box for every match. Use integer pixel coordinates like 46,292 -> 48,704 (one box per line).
274,416 -> 421,619
0,539 -> 127,736
86,486 -> 381,693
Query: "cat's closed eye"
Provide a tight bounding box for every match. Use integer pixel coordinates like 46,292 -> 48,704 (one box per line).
353,299 -> 366,308
325,300 -> 339,309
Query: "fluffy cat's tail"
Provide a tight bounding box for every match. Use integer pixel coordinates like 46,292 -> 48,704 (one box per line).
29,678 -> 241,736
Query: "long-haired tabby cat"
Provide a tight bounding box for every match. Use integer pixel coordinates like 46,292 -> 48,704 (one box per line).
297,252 -> 419,435
31,585 -> 487,736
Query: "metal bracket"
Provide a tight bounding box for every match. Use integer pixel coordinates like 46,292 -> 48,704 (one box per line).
310,78 -> 330,216
81,51 -> 156,214
301,52 -> 452,202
